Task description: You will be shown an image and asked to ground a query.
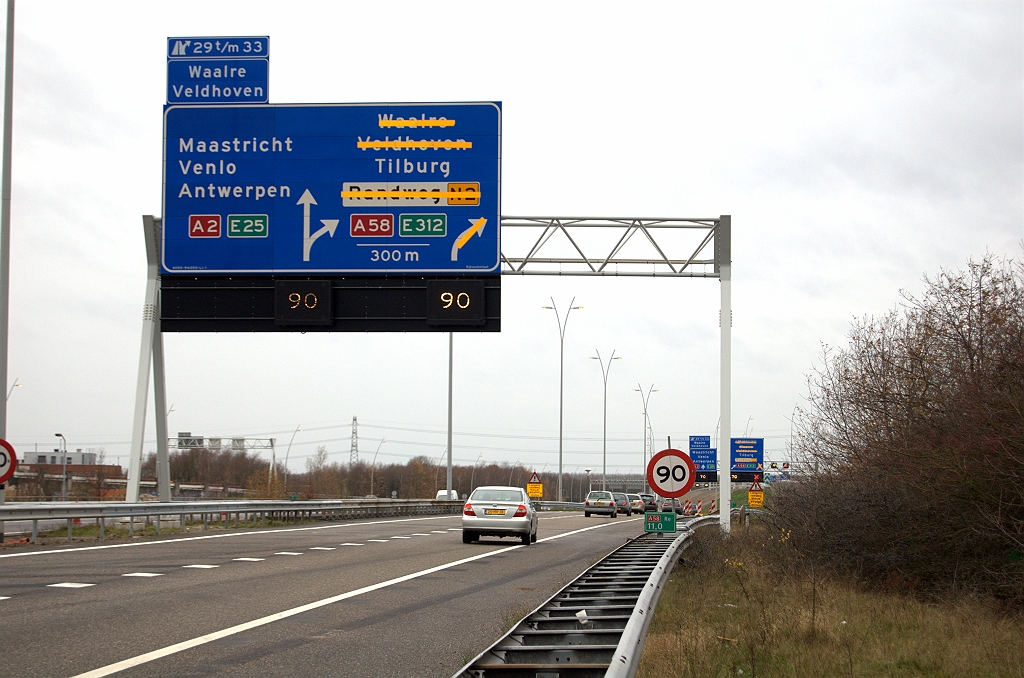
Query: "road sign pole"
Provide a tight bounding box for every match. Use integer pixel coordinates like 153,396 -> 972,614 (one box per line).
127,216 -> 161,503
718,216 -> 732,535
0,1 -> 15,476
447,332 -> 453,498
152,317 -> 171,503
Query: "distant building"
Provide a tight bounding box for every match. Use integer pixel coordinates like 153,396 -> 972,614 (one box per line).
33,448 -> 98,465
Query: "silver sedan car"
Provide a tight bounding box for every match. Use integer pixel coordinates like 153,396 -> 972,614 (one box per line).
462,486 -> 538,545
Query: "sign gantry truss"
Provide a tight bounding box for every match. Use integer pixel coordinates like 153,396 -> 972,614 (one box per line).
500,216 -> 723,277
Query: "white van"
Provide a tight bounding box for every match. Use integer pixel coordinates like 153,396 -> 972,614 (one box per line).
435,489 -> 457,500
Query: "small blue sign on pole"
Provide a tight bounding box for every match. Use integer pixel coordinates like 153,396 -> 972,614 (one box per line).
168,36 -> 269,105
730,438 -> 764,473
688,435 -> 711,449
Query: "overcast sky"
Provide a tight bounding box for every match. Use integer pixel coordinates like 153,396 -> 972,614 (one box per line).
3,1 -> 1021,478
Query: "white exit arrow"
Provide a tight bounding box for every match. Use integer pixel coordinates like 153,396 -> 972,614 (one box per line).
297,189 -> 339,261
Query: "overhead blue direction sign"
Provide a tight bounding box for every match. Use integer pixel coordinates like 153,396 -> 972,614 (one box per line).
168,37 -> 269,59
730,438 -> 764,472
162,102 -> 501,274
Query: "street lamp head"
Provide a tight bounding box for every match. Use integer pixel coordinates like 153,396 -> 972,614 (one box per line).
572,306 -> 583,310
613,357 -> 622,361
585,467 -> 591,474
541,306 -> 553,309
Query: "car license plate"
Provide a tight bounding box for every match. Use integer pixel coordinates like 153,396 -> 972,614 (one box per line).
485,509 -> 505,515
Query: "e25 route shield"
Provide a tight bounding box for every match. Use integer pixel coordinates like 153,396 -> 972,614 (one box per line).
162,102 -> 501,275
646,448 -> 696,499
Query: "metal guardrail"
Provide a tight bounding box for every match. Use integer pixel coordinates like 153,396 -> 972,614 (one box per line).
0,498 -> 463,521
0,499 -> 464,542
453,514 -> 722,678
606,515 -> 719,678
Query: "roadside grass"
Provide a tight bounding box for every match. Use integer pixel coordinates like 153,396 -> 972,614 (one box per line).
637,526 -> 1024,678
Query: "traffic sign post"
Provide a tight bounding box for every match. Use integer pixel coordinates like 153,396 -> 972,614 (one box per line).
526,471 -> 543,499
748,478 -> 764,508
646,448 -> 696,499
644,511 -> 677,533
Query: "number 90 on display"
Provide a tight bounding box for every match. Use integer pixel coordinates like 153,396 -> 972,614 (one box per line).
646,449 -> 696,498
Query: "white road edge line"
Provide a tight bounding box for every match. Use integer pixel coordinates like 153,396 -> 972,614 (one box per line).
71,518 -> 640,678
0,515 -> 460,560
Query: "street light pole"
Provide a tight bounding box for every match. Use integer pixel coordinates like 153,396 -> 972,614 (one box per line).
369,438 -> 386,497
470,453 -> 483,493
633,385 -> 657,494
5,376 -> 18,401
283,424 -> 301,493
590,350 -> 621,491
55,433 -> 67,500
543,297 -> 582,501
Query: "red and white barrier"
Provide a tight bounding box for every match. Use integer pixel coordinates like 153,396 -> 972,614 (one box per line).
695,499 -> 703,515
710,499 -> 717,514
683,499 -> 693,515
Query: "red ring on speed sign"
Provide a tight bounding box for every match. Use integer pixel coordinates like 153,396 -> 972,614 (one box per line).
0,437 -> 17,485
646,448 -> 696,498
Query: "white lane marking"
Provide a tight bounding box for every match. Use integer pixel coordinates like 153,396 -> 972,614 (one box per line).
309,547 -> 335,551
182,565 -> 218,569
446,528 -> 460,531
122,573 -> 163,578
274,552 -> 302,556
390,536 -> 411,539
0,596 -> 9,600
0,515 -> 460,560
70,518 -> 637,678
233,558 -> 264,562
430,530 -> 448,534
367,539 -> 389,543
339,543 -> 364,546
48,582 -> 94,588
411,533 -> 431,536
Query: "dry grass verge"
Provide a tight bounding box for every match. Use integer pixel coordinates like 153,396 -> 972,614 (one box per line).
637,526 -> 1024,678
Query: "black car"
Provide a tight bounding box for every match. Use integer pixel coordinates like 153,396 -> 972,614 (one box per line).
611,492 -> 631,516
639,493 -> 658,512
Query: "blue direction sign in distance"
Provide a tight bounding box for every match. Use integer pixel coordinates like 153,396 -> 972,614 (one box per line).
162,103 -> 501,274
730,438 -> 764,472
688,435 -> 716,471
167,36 -> 268,105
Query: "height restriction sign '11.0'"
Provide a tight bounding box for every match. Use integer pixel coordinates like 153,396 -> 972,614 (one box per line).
162,102 -> 501,275
646,448 -> 696,499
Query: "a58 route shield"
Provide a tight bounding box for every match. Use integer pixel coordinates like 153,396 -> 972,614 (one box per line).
162,102 -> 501,274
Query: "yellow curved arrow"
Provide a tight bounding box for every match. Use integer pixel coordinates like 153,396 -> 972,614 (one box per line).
451,217 -> 487,261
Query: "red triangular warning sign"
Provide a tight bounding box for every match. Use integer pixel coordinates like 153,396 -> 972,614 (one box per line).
529,472 -> 541,484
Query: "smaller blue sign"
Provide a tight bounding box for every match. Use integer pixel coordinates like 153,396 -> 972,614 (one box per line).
689,448 -> 717,471
168,37 -> 268,59
168,59 -> 268,104
689,435 -> 711,449
730,438 -> 764,472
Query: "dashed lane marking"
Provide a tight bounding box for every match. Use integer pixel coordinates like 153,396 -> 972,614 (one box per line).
71,518 -> 641,678
391,536 -> 411,539
430,530 -> 448,534
47,582 -> 94,588
122,573 -> 163,578
367,539 -> 389,543
233,558 -> 264,562
275,552 -> 303,556
1,515 -> 461,560
0,596 -> 9,600
411,533 -> 431,536
340,543 -> 364,546
309,547 -> 335,551
182,565 -> 218,569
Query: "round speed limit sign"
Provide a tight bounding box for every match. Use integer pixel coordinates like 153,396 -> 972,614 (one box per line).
0,437 -> 17,485
646,448 -> 696,498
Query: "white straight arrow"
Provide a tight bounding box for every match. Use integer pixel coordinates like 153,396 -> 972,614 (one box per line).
298,189 -> 339,261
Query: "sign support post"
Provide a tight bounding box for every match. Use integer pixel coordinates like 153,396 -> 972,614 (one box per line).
717,216 -> 731,535
126,216 -> 171,503
446,332 -> 453,499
